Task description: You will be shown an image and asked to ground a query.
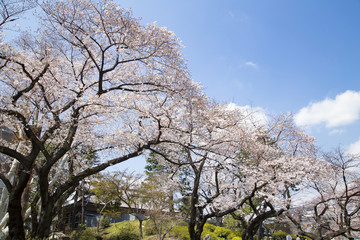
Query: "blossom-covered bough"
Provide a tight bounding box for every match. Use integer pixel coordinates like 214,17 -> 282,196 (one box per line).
225,114 -> 320,240
286,148 -> 360,240
150,98 -> 320,240
0,0 -> 203,238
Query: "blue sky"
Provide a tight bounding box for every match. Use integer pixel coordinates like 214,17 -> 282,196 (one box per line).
112,0 -> 360,172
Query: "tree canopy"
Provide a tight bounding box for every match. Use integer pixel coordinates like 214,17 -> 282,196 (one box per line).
1,1 -> 359,240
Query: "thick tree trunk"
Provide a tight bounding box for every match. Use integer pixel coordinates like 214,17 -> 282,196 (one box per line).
241,222 -> 260,240
8,195 -> 25,240
194,223 -> 205,240
188,209 -> 199,240
242,229 -> 256,240
36,198 -> 55,238
188,217 -> 205,240
188,226 -> 203,240
7,165 -> 32,240
31,185 -> 76,239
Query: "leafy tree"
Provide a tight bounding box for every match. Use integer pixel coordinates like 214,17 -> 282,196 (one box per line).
91,171 -> 146,238
144,150 -> 178,213
90,174 -> 117,233
140,173 -> 178,240
145,151 -> 168,177
91,168 -> 179,240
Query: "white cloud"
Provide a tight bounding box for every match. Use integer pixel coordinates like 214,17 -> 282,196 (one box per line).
245,61 -> 258,69
295,90 -> 360,128
347,137 -> 360,155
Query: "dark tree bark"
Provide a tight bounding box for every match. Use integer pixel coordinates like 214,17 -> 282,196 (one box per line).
230,198 -> 285,240
8,170 -> 32,240
8,195 -> 26,240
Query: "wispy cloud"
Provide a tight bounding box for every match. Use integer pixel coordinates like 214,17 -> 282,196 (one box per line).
347,137 -> 360,155
295,90 -> 360,128
329,129 -> 345,135
245,61 -> 258,69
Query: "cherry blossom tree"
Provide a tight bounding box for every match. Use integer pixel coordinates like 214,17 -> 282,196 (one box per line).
224,114 -> 320,240
0,0 -> 202,238
286,148 -> 360,240
150,102 -> 319,240
147,101 -> 246,240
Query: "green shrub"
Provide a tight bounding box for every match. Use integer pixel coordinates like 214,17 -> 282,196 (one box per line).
70,226 -> 99,240
170,224 -> 190,240
106,224 -> 139,240
272,230 -> 289,240
100,216 -> 110,229
232,237 -> 242,240
204,223 -> 216,233
223,215 -> 242,232
228,232 -> 241,239
169,222 -> 241,240
214,226 -> 233,238
143,220 -> 157,236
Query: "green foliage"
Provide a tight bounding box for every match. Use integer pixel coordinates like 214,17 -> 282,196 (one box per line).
170,223 -> 190,240
232,237 -> 242,240
100,216 -> 110,229
228,232 -> 242,239
145,151 -> 167,177
106,223 -> 139,240
169,221 -> 241,240
204,222 -> 216,232
70,226 -> 100,240
223,215 -> 242,232
179,195 -> 191,218
200,223 -> 241,240
70,220 -> 242,240
272,230 -> 289,240
143,220 -> 157,236
214,225 -> 234,238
